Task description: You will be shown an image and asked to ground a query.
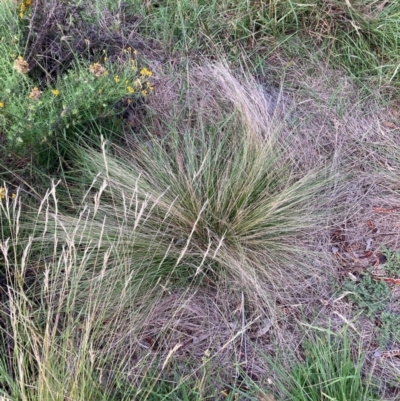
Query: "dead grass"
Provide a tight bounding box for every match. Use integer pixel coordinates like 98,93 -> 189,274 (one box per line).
104,286 -> 273,394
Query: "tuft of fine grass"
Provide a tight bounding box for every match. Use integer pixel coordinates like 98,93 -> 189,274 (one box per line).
1,182 -> 262,400
39,62 -> 337,314
262,327 -> 378,401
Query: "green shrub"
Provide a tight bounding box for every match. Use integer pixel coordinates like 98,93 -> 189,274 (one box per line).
0,53 -> 152,166
0,0 -> 155,174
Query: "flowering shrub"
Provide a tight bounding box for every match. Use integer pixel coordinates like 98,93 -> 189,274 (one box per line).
0,1 -> 159,173
18,0 -> 32,19
0,51 -> 154,165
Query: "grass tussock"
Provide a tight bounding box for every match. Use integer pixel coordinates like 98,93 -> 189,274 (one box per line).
264,327 -> 378,400
0,62 -> 341,399
0,182 -> 266,400
43,63 -> 336,312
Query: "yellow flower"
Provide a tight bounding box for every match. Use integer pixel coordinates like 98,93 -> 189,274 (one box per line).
0,102 -> 4,108
141,89 -> 148,96
29,87 -> 42,100
127,86 -> 134,94
133,78 -> 142,88
14,56 -> 29,73
51,89 -> 60,96
89,62 -> 107,77
18,0 -> 30,18
0,187 -> 17,200
140,67 -> 153,77
114,75 -> 120,83
98,88 -> 103,94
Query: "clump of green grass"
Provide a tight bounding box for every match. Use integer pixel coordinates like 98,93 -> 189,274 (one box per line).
128,0 -> 400,86
262,327 -> 378,401
0,179 -> 165,400
36,62 -> 335,314
0,180 -> 258,401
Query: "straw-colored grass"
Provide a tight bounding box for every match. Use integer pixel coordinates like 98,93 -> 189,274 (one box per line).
44,63 -> 336,313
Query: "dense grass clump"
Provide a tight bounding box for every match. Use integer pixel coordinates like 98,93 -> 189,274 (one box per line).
264,329 -> 378,401
39,64 -> 334,312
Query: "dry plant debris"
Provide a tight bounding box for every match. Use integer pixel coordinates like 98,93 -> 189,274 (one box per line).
13,56 -> 29,73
